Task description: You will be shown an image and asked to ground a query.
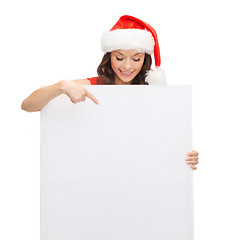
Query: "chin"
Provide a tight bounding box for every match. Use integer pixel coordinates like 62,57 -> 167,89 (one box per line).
118,74 -> 136,83
120,78 -> 134,84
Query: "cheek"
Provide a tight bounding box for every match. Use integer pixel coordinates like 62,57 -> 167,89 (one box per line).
111,58 -> 120,71
135,61 -> 144,71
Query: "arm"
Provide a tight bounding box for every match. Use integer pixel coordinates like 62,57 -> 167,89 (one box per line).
21,81 -> 64,112
21,79 -> 98,112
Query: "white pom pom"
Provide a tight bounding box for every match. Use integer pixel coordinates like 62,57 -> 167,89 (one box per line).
145,67 -> 167,85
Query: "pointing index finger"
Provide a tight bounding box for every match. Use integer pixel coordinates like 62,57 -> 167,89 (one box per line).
85,89 -> 99,104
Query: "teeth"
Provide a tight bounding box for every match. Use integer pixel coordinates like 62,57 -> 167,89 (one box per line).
121,71 -> 132,75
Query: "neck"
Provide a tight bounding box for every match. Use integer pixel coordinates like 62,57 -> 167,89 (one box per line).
113,75 -> 132,85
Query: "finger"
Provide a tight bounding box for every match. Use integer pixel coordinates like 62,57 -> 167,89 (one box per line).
81,95 -> 86,102
186,156 -> 199,165
71,98 -> 79,104
85,90 -> 99,104
68,93 -> 81,104
187,150 -> 199,156
192,150 -> 199,155
186,156 -> 198,162
190,164 -> 197,170
186,160 -> 198,165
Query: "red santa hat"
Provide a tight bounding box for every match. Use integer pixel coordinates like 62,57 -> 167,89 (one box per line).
101,15 -> 166,85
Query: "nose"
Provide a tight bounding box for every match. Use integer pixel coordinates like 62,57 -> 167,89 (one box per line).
122,59 -> 132,71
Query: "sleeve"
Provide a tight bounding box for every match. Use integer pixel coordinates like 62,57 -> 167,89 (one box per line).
86,77 -> 98,85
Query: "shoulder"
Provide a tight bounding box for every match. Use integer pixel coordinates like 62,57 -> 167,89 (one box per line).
73,77 -> 99,85
73,79 -> 91,85
86,77 -> 99,85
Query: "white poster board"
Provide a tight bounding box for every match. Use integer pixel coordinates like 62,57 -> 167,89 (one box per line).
41,85 -> 193,240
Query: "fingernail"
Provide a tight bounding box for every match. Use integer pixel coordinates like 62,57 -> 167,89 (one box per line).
185,157 -> 189,160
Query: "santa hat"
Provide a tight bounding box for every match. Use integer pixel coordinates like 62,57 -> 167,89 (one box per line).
101,15 -> 166,85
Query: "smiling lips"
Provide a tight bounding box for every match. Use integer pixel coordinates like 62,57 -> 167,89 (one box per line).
119,69 -> 134,76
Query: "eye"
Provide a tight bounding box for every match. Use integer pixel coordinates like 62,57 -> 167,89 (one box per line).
116,57 -> 123,61
133,58 -> 140,62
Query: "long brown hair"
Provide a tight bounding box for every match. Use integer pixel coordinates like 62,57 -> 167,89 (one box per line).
96,52 -> 152,85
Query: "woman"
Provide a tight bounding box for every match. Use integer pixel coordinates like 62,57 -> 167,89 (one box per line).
21,15 -> 199,169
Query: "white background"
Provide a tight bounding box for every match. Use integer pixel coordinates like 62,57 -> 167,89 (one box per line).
0,0 -> 239,239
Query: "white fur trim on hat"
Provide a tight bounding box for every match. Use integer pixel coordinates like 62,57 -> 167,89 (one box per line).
101,29 -> 155,54
145,67 -> 167,85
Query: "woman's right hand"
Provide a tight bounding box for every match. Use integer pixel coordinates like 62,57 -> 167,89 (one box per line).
60,80 -> 99,105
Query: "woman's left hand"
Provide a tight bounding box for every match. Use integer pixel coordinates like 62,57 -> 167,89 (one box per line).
186,150 -> 199,170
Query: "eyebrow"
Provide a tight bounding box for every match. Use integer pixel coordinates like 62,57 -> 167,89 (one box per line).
115,51 -> 143,57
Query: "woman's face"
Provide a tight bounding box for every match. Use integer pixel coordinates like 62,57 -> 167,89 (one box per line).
111,49 -> 145,85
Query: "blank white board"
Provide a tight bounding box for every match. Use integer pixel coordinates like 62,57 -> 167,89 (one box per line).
41,85 -> 193,240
